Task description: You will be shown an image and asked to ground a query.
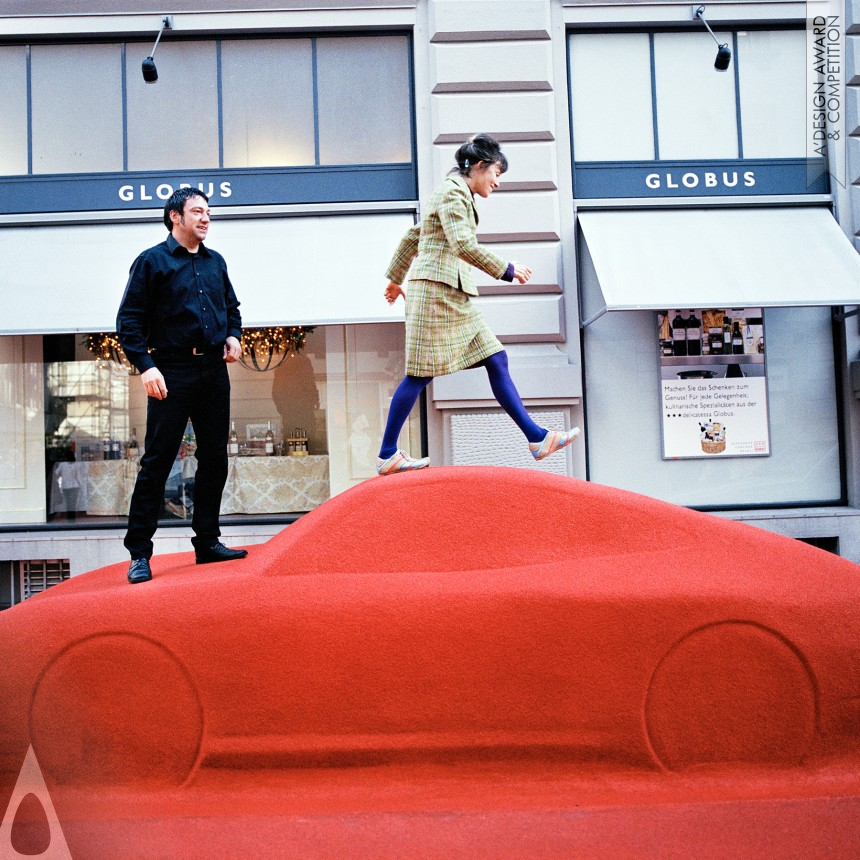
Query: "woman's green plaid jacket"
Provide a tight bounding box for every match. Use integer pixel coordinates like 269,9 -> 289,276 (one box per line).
385,174 -> 508,297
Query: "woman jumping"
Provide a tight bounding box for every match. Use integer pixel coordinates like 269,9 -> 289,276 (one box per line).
377,133 -> 580,475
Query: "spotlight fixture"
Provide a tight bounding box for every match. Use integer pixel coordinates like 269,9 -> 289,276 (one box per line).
693,6 -> 731,72
141,15 -> 173,83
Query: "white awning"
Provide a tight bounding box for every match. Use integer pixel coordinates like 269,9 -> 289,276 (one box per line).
0,212 -> 412,334
578,207 -> 860,325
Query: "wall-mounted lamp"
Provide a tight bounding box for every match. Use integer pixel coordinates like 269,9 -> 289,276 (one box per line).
693,6 -> 731,72
141,15 -> 173,83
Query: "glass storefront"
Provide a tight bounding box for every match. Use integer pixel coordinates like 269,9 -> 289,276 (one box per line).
0,323 -> 420,528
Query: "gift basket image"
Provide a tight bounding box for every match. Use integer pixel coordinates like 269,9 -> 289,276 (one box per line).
699,419 -> 726,454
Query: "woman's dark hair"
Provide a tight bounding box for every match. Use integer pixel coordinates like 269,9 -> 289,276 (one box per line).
452,133 -> 508,176
163,187 -> 210,230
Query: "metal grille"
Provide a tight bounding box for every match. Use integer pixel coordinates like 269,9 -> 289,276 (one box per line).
20,559 -> 70,601
449,410 -> 570,474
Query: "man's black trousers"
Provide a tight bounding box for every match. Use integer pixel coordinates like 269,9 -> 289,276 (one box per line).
124,353 -> 230,560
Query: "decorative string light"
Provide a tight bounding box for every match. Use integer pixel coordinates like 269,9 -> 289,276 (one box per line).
238,326 -> 315,372
83,333 -> 139,375
83,329 -> 312,375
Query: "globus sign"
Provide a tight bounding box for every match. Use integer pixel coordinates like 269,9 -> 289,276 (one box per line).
644,169 -> 756,191
573,158 -> 828,198
0,164 -> 416,214
117,180 -> 234,202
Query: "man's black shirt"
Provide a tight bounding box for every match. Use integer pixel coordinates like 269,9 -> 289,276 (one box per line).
116,233 -> 242,373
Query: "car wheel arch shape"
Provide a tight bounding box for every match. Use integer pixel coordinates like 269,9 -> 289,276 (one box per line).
643,619 -> 819,771
28,631 -> 205,788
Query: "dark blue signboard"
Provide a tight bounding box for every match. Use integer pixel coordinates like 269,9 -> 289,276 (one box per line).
573,159 -> 829,199
0,164 -> 417,215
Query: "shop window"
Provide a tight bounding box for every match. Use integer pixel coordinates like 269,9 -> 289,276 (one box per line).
31,43 -> 124,174
0,46 -> 28,175
569,33 -> 655,162
315,36 -> 412,165
0,559 -> 70,610
652,32 -> 738,159
581,306 -> 841,507
125,41 -> 220,172
0,34 -> 413,178
568,28 -> 806,164
27,322 -> 418,528
221,39 -> 315,168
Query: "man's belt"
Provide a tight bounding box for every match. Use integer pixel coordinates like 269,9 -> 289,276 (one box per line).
154,346 -> 218,357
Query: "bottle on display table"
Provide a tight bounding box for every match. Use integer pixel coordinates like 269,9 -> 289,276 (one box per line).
744,316 -> 762,353
265,421 -> 275,456
672,311 -> 687,356
127,427 -> 139,455
723,319 -> 732,353
228,421 -> 239,456
658,313 -> 673,356
288,428 -> 309,456
732,321 -> 744,355
708,327 -> 723,355
685,311 -> 701,356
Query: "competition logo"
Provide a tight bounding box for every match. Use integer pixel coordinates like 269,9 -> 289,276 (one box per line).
0,746 -> 73,859
807,0 -> 845,190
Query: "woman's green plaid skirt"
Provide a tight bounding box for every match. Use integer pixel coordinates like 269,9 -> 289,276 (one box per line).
405,279 -> 503,377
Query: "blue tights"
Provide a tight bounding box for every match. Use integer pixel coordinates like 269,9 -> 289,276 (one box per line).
378,350 -> 546,459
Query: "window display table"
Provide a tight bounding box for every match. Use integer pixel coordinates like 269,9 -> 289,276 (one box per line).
51,455 -> 330,517
50,459 -> 139,516
85,459 -> 140,516
220,455 -> 330,514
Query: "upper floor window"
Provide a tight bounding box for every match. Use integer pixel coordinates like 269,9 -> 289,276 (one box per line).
0,34 -> 412,176
568,28 -> 806,163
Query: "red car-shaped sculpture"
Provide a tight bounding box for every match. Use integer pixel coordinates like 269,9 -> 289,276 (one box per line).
0,466 -> 858,857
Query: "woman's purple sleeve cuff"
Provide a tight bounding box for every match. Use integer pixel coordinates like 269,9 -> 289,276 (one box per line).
501,262 -> 515,282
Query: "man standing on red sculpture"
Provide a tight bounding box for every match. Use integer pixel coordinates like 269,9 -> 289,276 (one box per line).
117,187 -> 248,584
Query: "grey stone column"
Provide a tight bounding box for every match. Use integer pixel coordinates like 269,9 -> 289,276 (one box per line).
424,0 -> 582,473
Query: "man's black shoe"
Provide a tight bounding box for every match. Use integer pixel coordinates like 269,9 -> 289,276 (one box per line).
195,542 -> 249,564
128,557 -> 152,584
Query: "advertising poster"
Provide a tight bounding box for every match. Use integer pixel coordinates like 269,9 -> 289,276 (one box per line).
658,308 -> 770,459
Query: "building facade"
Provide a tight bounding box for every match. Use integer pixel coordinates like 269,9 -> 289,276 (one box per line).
1,0 -> 859,603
